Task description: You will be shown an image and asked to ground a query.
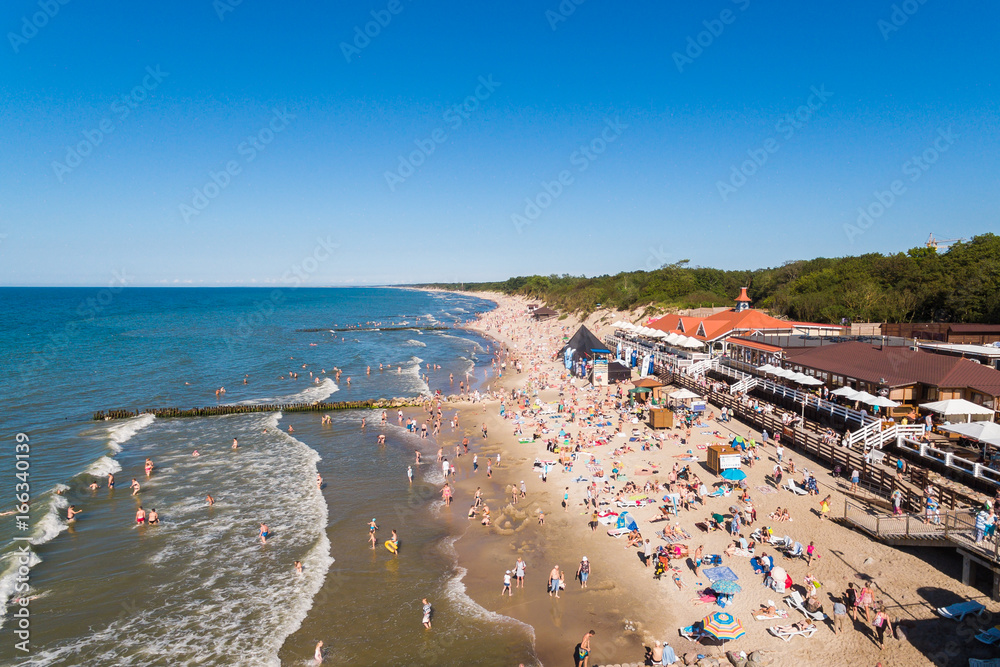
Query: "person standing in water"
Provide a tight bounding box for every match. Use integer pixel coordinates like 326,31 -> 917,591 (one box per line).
67,506 -> 82,521
421,598 -> 432,629
258,523 -> 269,544
135,507 -> 146,525
407,466 -> 413,484
129,478 -> 140,496
314,640 -> 324,664
232,438 -> 238,449
148,508 -> 159,525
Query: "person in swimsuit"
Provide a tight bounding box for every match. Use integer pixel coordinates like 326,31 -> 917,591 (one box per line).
206,494 -> 214,506
577,630 -> 595,667
147,508 -> 159,525
259,523 -> 269,544
67,506 -> 82,521
136,507 -> 146,524
421,598 -> 432,629
107,473 -> 115,489
314,640 -> 324,664
232,438 -> 238,449
390,529 -> 399,553
130,478 -> 140,496
295,561 -> 303,574
145,459 -> 153,476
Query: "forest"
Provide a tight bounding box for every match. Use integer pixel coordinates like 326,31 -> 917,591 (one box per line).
425,234 -> 1000,324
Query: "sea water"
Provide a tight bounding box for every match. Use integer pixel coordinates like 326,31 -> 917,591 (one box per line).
0,287 -> 535,666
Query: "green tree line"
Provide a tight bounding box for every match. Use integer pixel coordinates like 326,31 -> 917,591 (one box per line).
422,234 -> 1000,323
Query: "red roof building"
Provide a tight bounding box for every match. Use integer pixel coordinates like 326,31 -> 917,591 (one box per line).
648,289 -> 842,352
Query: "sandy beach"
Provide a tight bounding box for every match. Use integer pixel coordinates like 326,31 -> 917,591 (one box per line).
437,292 -> 1000,666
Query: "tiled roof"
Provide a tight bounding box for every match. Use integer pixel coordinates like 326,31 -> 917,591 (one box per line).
783,341 -> 1000,396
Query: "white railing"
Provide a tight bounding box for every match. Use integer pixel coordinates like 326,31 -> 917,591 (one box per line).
902,437 -> 1000,489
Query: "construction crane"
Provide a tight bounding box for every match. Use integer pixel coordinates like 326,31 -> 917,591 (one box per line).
926,233 -> 965,250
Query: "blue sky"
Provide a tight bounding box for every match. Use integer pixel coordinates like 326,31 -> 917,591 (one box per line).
1,1 -> 997,286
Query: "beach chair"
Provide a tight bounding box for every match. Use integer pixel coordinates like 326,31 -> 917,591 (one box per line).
606,528 -> 631,538
768,623 -> 817,641
707,487 -> 731,498
784,480 -> 808,495
784,542 -> 804,559
784,591 -> 827,622
754,609 -> 789,621
936,601 -> 987,621
975,627 -> 1000,645
770,535 -> 792,549
970,659 -> 1000,667
679,624 -> 711,643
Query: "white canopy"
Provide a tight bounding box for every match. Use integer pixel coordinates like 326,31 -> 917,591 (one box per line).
920,399 -> 995,422
770,368 -> 794,379
756,364 -> 778,373
669,388 -> 701,400
678,336 -> 704,349
940,421 -> 1000,447
852,391 -> 879,405
665,333 -> 683,345
790,373 -> 823,386
868,396 -> 900,408
830,386 -> 859,399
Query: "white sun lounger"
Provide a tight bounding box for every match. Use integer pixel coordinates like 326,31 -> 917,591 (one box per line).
784,480 -> 808,495
785,591 -> 827,622
768,623 -> 817,641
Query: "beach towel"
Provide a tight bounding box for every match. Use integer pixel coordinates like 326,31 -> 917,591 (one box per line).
702,566 -> 739,583
756,486 -> 777,495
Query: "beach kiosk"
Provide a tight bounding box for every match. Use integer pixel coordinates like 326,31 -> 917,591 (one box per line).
649,408 -> 674,429
707,445 -> 741,473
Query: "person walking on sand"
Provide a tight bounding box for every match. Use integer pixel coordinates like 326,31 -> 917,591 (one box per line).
850,468 -> 860,493
548,565 -> 562,598
873,602 -> 893,649
643,539 -> 653,567
576,556 -> 590,589
819,495 -> 831,520
693,545 -> 703,576
577,630 -> 595,667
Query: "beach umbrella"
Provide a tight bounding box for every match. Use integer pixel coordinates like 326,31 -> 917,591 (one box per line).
940,421 -> 1000,447
710,581 -> 742,595
680,336 -> 704,349
720,468 -> 746,482
669,388 -> 700,400
711,513 -> 726,524
756,364 -> 777,373
920,398 -> 995,423
830,386 -> 859,399
701,611 -> 745,643
868,396 -> 899,408
852,391 -> 878,405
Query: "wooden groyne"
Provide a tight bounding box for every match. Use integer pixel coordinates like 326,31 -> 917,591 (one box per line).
93,397 -> 424,421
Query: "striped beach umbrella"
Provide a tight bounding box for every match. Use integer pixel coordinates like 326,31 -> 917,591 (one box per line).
701,611 -> 745,642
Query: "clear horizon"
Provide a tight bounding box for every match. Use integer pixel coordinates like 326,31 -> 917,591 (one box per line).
2,1 -> 997,286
